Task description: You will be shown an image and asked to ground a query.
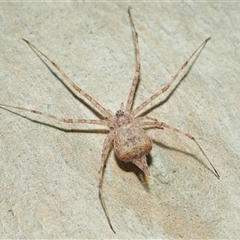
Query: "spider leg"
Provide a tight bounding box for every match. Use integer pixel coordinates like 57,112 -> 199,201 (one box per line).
132,37 -> 211,117
140,120 -> 220,179
22,38 -> 113,119
125,7 -> 141,112
0,104 -> 109,126
98,131 -> 116,233
133,115 -> 159,125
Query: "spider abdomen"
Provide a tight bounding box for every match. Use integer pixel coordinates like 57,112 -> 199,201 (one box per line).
114,124 -> 152,162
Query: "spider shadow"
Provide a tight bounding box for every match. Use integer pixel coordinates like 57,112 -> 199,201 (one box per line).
2,38 -> 213,192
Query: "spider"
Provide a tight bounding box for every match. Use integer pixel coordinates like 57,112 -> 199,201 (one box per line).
0,7 -> 219,233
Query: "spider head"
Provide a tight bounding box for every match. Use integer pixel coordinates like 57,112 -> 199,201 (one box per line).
116,110 -> 124,117
113,110 -> 133,128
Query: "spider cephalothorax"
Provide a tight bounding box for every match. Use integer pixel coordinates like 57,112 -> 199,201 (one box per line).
113,109 -> 132,127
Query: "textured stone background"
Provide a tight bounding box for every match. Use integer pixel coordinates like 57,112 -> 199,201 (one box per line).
0,2 -> 239,238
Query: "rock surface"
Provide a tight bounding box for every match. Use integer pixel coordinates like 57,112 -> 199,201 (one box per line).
0,2 -> 239,238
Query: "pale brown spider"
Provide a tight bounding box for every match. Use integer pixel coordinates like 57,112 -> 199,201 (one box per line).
0,7 -> 219,233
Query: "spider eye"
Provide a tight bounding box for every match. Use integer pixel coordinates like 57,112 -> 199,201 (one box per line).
116,110 -> 124,116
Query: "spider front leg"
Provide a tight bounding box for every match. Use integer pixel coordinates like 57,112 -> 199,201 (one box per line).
132,37 -> 211,117
126,6 -> 141,112
140,119 -> 220,179
98,130 -> 115,233
22,38 -> 113,119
